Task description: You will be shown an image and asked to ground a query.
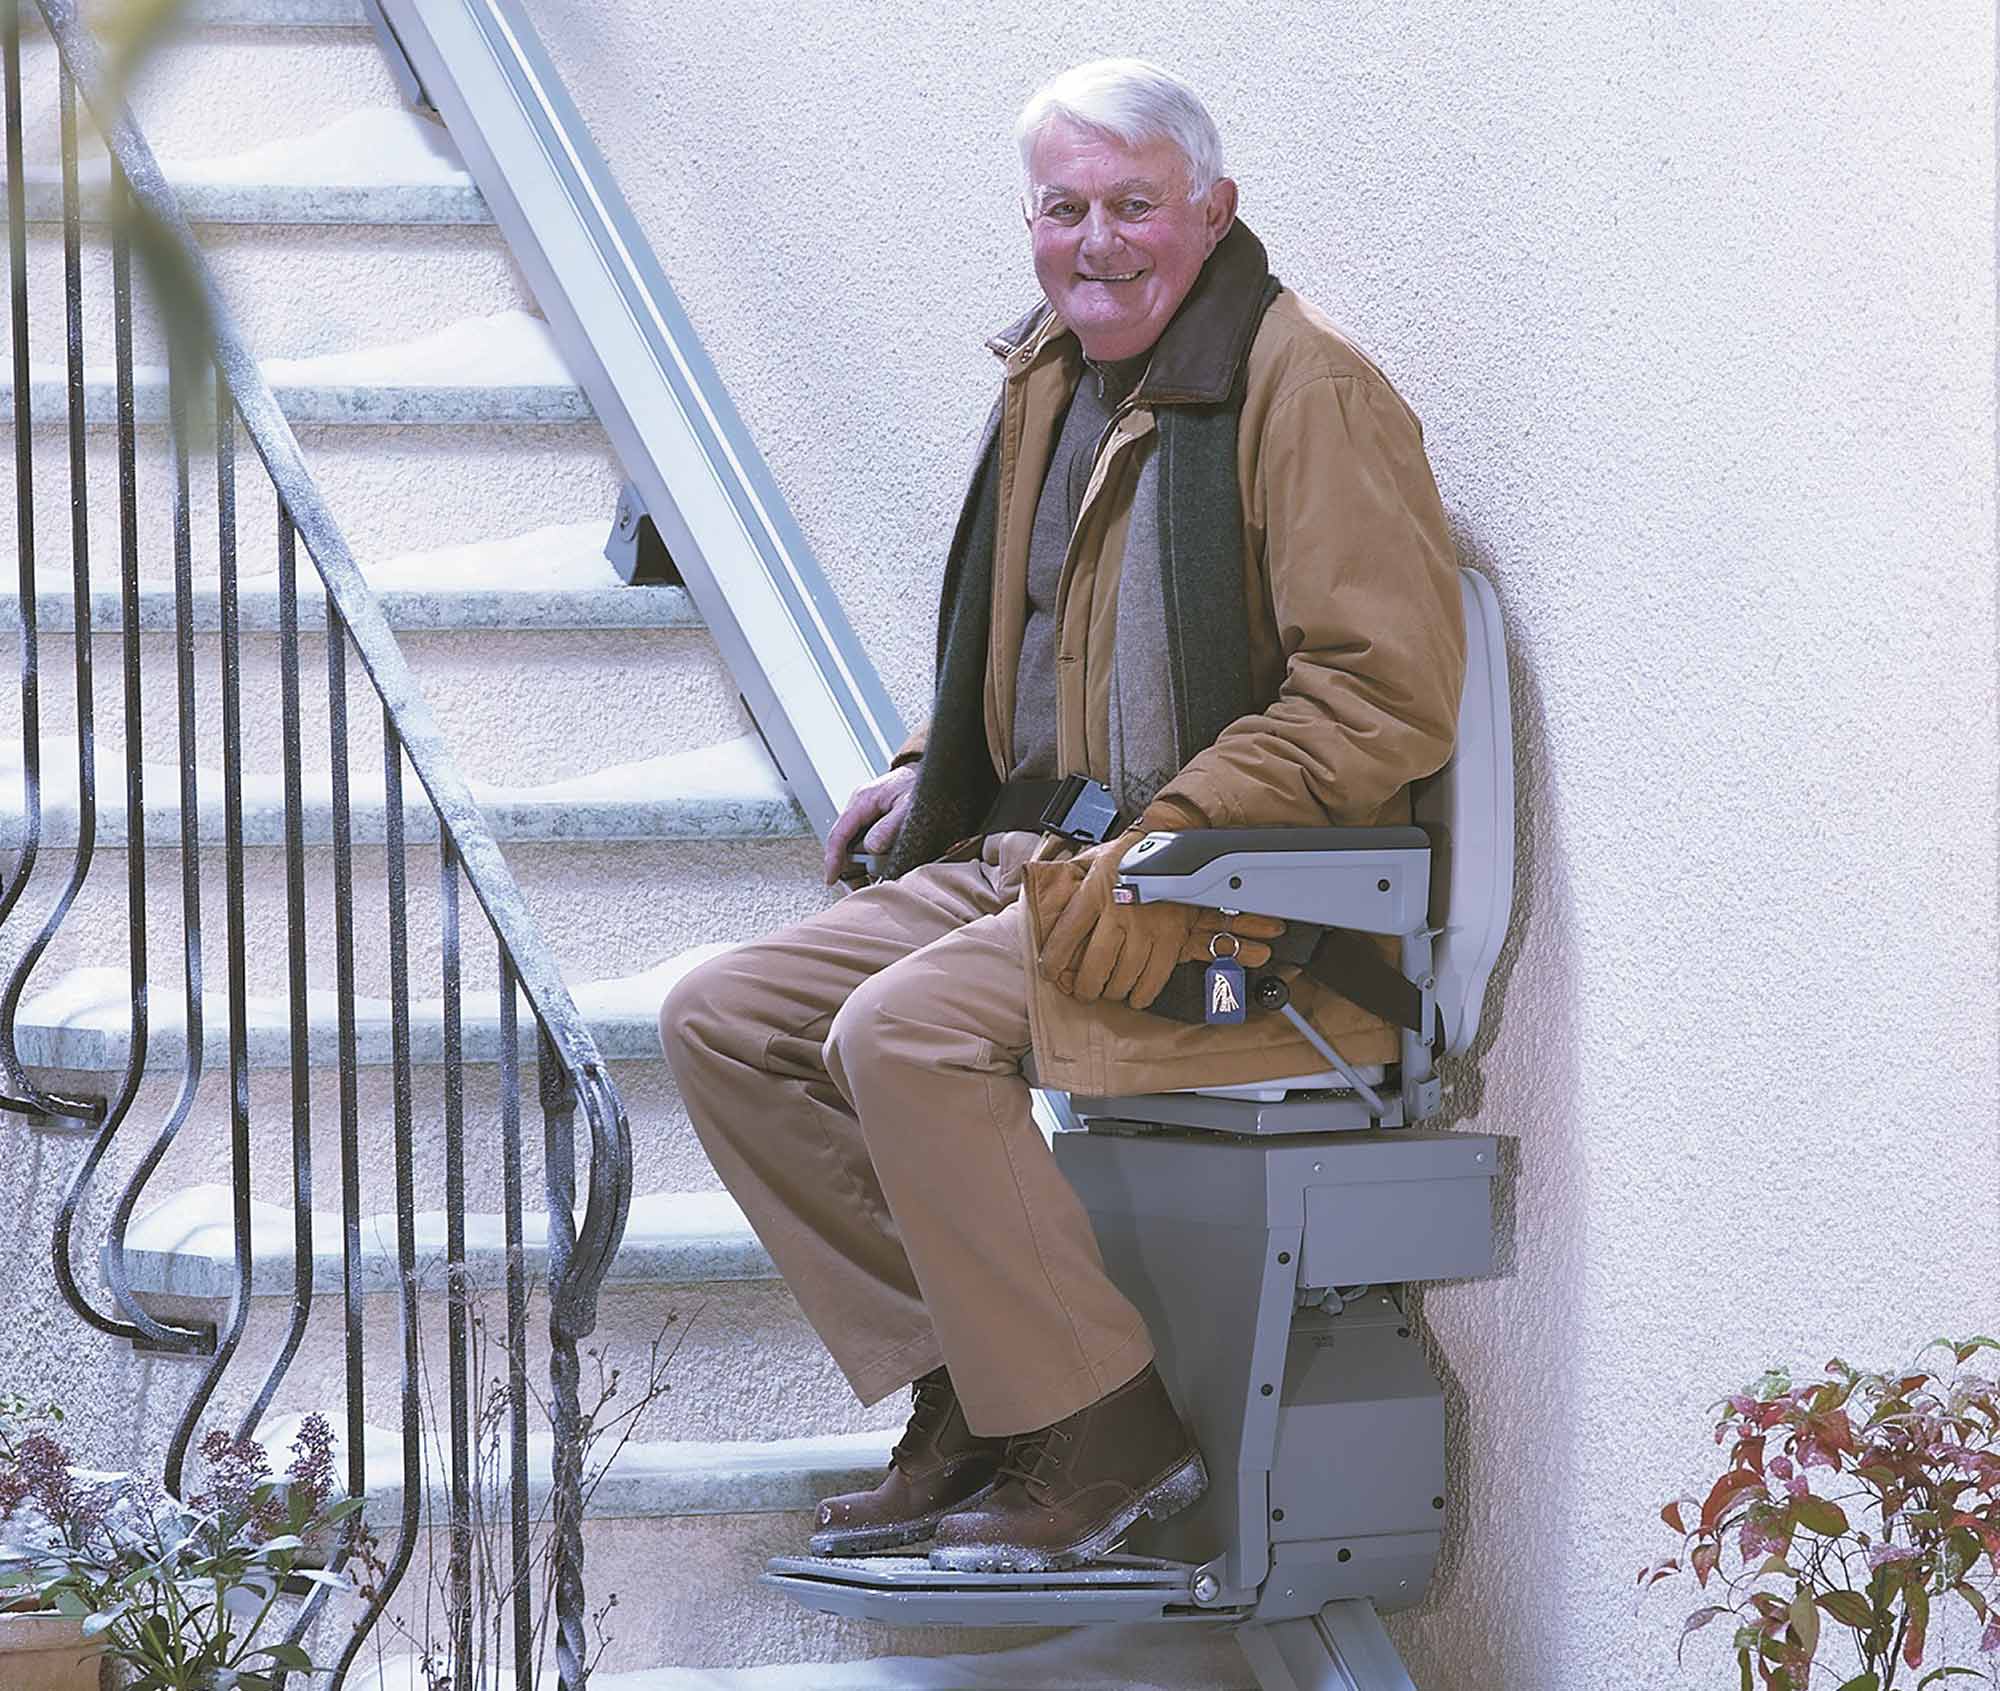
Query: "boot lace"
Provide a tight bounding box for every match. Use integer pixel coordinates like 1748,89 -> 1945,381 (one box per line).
997,1424 -> 1073,1502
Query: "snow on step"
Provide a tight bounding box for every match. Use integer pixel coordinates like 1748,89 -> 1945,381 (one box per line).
0,731 -> 804,847
181,0 -> 367,21
13,941 -> 730,1072
8,310 -> 589,426
13,110 -> 488,225
119,1182 -> 775,1299
257,1412 -> 892,1523
0,521 -> 698,633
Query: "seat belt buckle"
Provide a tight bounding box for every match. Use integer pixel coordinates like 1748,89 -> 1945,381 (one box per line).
1038,775 -> 1120,844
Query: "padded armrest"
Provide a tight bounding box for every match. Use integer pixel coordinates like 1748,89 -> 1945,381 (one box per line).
1117,826 -> 1432,933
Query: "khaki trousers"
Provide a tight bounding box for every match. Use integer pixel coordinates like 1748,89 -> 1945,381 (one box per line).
657,832 -> 1153,1438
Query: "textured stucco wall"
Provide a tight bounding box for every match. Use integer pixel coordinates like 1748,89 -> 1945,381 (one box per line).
518,3 -> 1999,1684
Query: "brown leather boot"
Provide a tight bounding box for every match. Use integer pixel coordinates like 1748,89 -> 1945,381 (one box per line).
808,1367 -> 1008,1555
925,1362 -> 1207,1572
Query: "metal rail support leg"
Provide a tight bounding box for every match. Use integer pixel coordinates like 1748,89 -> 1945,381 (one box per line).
1237,1600 -> 1419,1691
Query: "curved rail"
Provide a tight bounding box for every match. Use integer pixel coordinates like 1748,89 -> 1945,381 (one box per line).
2,2 -> 634,1683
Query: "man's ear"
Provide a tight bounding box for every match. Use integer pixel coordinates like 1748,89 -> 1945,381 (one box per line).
1204,177 -> 1239,249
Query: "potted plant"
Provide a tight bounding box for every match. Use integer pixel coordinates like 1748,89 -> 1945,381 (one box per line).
0,1402 -> 360,1691
1643,1337 -> 2000,1690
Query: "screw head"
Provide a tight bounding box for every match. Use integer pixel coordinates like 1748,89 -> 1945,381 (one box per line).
1261,1383 -> 1274,1397
1192,1571 -> 1221,1604
1337,1547 -> 1352,1563
1312,1162 -> 1323,1173
1277,1251 -> 1291,1265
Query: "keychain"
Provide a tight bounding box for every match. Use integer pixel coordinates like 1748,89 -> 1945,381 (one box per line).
1205,931 -> 1247,1025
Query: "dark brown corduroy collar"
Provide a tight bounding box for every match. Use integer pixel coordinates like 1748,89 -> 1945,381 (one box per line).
985,220 -> 1274,406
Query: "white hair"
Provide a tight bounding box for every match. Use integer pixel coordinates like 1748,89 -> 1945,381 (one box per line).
1014,59 -> 1226,201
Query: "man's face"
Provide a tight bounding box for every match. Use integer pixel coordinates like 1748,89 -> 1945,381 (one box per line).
1025,119 -> 1238,364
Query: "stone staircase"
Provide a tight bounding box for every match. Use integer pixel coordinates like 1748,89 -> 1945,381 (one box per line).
0,5 -> 1254,1685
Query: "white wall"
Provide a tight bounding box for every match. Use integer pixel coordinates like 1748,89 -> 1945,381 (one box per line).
519,2 -> 2000,1684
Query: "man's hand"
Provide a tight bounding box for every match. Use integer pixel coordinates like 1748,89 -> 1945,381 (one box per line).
823,762 -> 921,885
1037,828 -> 1285,1010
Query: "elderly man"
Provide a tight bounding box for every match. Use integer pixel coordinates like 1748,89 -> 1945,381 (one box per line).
659,58 -> 1464,1573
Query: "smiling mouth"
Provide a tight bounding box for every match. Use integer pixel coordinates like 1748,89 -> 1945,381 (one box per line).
1077,270 -> 1143,283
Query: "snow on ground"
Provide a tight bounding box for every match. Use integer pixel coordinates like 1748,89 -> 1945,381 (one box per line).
0,730 -> 786,825
39,107 -> 475,189
238,520 -> 624,594
125,1181 -> 752,1275
16,942 -> 737,1046
352,1625 -> 1227,1691
157,107 -> 473,188
34,309 -> 573,395
513,736 -> 788,805
259,308 -> 573,388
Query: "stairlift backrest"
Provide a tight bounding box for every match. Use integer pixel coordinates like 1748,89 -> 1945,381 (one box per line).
1416,568 -> 1515,1058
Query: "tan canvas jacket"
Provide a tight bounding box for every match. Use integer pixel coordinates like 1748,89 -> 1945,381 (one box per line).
901,252 -> 1467,1096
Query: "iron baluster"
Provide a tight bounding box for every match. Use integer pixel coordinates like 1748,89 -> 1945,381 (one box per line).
0,0 -> 45,1116
178,388 -> 256,1455
329,600 -> 367,1550
333,708 -> 424,1685
498,949 -> 533,1679
234,508 -> 315,1438
0,62 -> 103,1124
107,341 -> 212,1385
285,591 -> 367,1664
50,166 -> 158,1344
441,840 -> 473,1691
540,1029 -> 587,1691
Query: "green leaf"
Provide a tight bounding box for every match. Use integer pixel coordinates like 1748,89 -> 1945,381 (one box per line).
1789,1588 -> 1819,1659
1793,1495 -> 1851,1536
253,1642 -> 313,1669
1916,1673 -> 1985,1687
1835,1675 -> 1880,1691
1817,1589 -> 1874,1630
1739,1647 -> 1755,1691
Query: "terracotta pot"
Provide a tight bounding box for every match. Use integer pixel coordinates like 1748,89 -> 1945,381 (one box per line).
0,1609 -> 105,1691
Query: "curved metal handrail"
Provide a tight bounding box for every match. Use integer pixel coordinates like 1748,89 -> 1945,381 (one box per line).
7,3 -> 637,1683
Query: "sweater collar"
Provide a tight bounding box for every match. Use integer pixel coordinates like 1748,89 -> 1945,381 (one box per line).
985,220 -> 1274,405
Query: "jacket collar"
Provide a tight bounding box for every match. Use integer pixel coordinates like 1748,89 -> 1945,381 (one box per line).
985,220 -> 1274,406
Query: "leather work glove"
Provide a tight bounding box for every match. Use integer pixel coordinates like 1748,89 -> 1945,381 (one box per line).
1036,827 -> 1285,1011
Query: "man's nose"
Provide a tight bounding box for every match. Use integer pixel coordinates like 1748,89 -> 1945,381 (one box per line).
1079,203 -> 1124,257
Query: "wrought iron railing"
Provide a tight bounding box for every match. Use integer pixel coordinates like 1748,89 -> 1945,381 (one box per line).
1,0 -> 629,1683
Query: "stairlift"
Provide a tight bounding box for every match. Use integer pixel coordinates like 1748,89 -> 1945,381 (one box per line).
766,568 -> 1514,1690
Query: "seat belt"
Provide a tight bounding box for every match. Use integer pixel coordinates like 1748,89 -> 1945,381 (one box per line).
1146,922 -> 1442,1055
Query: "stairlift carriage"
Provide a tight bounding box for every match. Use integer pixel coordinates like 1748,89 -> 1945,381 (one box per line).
765,569 -> 1514,1690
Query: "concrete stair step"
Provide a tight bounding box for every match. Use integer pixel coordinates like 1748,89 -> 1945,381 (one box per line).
0,730 -> 805,847
121,1180 -> 774,1298
10,109 -> 490,226
5,308 -> 591,425
260,1412 -> 894,1524
0,520 -> 694,633
177,0 -> 368,22
14,939 -> 724,1071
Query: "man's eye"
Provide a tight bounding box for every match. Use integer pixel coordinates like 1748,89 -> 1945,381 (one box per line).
1117,200 -> 1154,219
1045,203 -> 1081,221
